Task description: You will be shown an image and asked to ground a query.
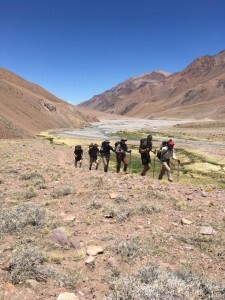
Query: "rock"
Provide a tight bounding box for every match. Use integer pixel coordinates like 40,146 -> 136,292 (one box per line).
50,229 -> 69,247
25,279 -> 39,289
85,256 -> 95,267
70,238 -> 80,249
86,246 -> 104,256
201,191 -> 207,197
200,226 -> 216,235
181,218 -> 193,225
57,292 -> 79,300
110,193 -> 118,199
63,214 -> 76,222
187,196 -> 193,201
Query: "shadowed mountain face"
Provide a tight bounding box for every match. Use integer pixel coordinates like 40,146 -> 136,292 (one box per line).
80,50 -> 225,120
0,68 -> 97,138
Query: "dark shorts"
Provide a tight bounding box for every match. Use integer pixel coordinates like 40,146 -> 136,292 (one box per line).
75,155 -> 82,162
90,156 -> 98,164
141,154 -> 151,165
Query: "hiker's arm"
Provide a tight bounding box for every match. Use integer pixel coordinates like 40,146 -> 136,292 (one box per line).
139,147 -> 149,154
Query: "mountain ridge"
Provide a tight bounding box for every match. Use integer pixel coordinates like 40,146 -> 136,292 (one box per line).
0,67 -> 98,138
80,50 -> 225,119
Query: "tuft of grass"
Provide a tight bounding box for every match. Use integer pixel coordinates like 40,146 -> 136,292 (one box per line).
51,187 -> 74,198
9,239 -> 45,284
103,204 -> 133,223
0,203 -> 48,233
107,264 -> 225,300
111,238 -> 143,262
45,251 -> 64,264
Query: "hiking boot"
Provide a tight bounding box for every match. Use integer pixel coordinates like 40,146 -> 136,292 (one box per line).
168,178 -> 173,182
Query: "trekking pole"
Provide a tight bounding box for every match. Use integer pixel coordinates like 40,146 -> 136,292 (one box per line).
153,153 -> 156,178
177,161 -> 180,182
129,152 -> 132,173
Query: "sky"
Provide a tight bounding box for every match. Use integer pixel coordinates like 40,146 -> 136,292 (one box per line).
0,0 -> 225,105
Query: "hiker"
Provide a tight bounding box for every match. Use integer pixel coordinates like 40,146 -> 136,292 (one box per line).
115,139 -> 132,173
100,139 -> 115,172
139,134 -> 156,176
74,145 -> 83,168
88,143 -> 99,170
158,140 -> 180,182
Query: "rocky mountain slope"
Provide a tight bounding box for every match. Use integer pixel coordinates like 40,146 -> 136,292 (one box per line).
80,50 -> 225,119
0,68 -> 97,138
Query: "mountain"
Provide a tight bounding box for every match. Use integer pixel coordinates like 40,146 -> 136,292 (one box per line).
80,50 -> 225,119
0,68 -> 97,138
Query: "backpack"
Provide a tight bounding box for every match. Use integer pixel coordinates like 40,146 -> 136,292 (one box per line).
115,141 -> 120,148
139,138 -> 147,154
74,145 -> 82,155
156,140 -> 169,160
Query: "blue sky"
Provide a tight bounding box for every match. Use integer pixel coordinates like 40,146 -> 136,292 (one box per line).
0,0 -> 224,104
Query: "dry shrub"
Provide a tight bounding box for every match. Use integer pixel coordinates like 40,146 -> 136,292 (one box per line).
9,239 -> 45,284
111,238 -> 143,261
107,264 -> 225,300
0,203 -> 48,233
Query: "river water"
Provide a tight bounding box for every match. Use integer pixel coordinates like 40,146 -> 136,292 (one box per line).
57,119 -> 187,140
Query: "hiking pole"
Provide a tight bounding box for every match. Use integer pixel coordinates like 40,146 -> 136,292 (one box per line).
177,161 -> 180,182
129,152 -> 132,173
153,153 -> 156,178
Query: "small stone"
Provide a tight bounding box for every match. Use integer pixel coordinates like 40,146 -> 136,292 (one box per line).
70,238 -> 80,249
50,229 -> 69,247
181,218 -> 193,225
86,246 -> 104,256
200,226 -> 216,235
187,196 -> 193,201
110,193 -> 118,199
201,191 -> 207,197
25,279 -> 39,289
85,256 -> 95,266
57,292 -> 79,300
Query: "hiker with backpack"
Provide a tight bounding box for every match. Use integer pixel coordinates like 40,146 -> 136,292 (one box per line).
115,139 -> 132,174
88,143 -> 100,170
158,140 -> 180,182
99,139 -> 115,172
139,134 -> 156,176
74,145 -> 83,168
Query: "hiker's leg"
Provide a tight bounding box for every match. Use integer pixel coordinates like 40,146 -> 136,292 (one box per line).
89,157 -> 93,170
123,157 -> 128,172
116,157 -> 121,173
79,158 -> 82,168
142,163 -> 150,176
95,158 -> 99,170
158,162 -> 166,179
104,158 -> 109,172
165,161 -> 173,181
102,157 -> 107,172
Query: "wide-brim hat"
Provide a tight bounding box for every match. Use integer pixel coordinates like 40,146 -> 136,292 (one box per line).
104,139 -> 110,143
121,139 -> 127,142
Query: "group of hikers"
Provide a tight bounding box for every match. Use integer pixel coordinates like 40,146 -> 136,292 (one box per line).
74,135 -> 181,182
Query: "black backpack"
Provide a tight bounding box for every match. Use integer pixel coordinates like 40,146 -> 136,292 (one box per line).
74,145 -> 82,155
139,138 -> 148,153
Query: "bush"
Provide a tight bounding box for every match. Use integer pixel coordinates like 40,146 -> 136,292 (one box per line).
9,239 -> 45,284
0,203 -> 47,233
107,264 -> 225,299
111,238 -> 143,261
51,187 -> 74,198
